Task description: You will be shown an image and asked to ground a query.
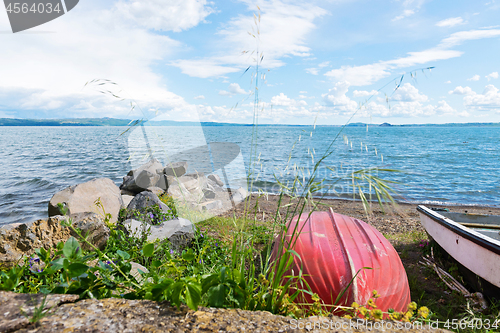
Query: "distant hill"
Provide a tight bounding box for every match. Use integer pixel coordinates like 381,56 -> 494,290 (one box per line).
0,118 -> 249,127
1,118 -> 500,127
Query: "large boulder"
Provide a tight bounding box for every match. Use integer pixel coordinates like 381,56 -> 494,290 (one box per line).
125,191 -> 172,224
121,159 -> 164,194
126,191 -> 170,213
69,212 -> 110,251
167,173 -> 206,204
163,161 -> 188,177
0,214 -> 109,268
48,178 -> 123,223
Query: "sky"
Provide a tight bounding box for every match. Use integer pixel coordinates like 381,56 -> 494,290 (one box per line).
1,0 -> 500,125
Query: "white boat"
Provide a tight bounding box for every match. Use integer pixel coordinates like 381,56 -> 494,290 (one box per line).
417,205 -> 500,297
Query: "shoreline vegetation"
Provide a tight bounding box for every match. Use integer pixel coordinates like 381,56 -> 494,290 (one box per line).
2,117 -> 500,127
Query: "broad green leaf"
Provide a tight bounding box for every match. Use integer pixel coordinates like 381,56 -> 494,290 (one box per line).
201,273 -> 220,294
185,282 -> 202,310
181,249 -> 195,262
207,284 -> 227,308
170,281 -> 183,308
116,250 -> 131,260
142,243 -> 154,257
62,237 -> 81,259
67,263 -> 89,278
50,258 -> 66,270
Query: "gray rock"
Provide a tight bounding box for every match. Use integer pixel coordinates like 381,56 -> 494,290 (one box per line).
121,194 -> 134,208
167,182 -> 200,205
163,161 -> 188,177
130,262 -> 149,283
122,217 -> 195,251
121,159 -> 164,194
126,158 -> 163,177
170,173 -> 207,192
68,212 -> 110,250
203,188 -> 216,199
200,200 -> 222,211
48,178 -> 123,223
146,186 -> 164,197
120,189 -> 136,196
167,219 -> 196,251
120,170 -> 160,194
126,191 -> 170,214
230,187 -> 248,205
208,174 -> 224,187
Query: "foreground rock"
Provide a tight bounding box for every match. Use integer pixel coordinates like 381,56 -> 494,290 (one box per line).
0,291 -> 451,333
0,214 -> 109,267
48,178 -> 123,223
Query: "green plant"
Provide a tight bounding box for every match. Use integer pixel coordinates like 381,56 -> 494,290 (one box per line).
20,293 -> 55,325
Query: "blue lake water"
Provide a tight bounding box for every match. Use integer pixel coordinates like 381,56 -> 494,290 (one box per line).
1,125 -> 499,226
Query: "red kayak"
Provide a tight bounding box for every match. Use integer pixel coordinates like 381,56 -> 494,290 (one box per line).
272,208 -> 411,313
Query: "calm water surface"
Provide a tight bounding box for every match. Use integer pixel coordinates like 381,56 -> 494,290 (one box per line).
1,125 -> 499,226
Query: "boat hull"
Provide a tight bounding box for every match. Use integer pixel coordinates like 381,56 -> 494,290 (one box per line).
271,208 -> 411,313
417,205 -> 500,291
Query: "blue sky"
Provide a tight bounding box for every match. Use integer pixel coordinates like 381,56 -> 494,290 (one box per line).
1,0 -> 500,125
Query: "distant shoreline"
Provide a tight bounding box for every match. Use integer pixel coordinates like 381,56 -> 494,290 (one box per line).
1,117 -> 500,127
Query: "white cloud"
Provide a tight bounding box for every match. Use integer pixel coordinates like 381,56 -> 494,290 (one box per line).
436,17 -> 465,28
435,100 -> 456,114
390,83 -> 428,102
467,74 -> 481,81
359,99 -> 458,118
172,59 -> 240,78
172,1 -> 327,78
115,0 -> 215,32
464,84 -> 500,110
194,95 -> 205,100
439,29 -> 500,48
392,9 -> 415,21
306,68 -> 319,75
486,72 -> 499,80
445,80 -> 452,84
271,93 -> 294,106
325,28 -> 500,86
352,90 -> 379,97
449,86 -> 474,95
271,93 -> 307,107
392,0 -> 425,21
325,63 -> 391,86
318,61 -> 330,68
322,81 -> 357,113
0,5 -> 204,120
219,83 -> 249,96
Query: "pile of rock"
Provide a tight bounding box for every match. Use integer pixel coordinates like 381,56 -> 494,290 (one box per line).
0,159 -> 248,267
119,158 -> 247,214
